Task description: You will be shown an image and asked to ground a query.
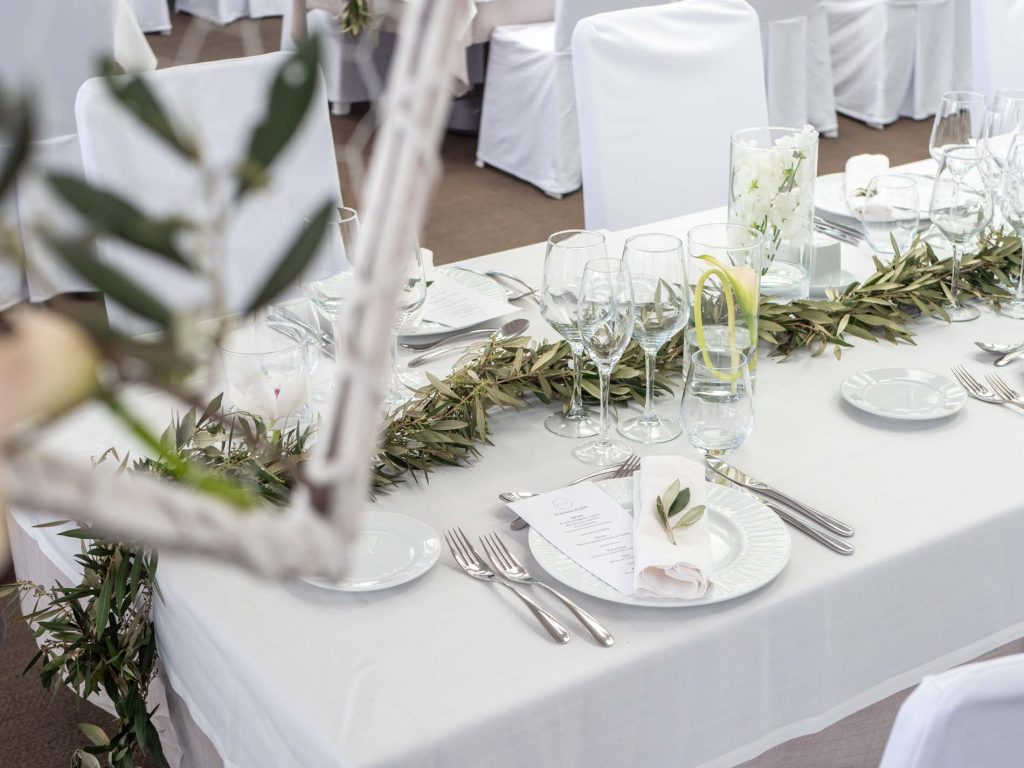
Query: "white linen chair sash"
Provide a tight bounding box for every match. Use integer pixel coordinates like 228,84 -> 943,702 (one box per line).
572,0 -> 769,230
827,0 -> 971,128
970,0 -> 1024,104
0,0 -> 156,305
74,53 -> 343,335
879,655 -> 1024,768
127,0 -> 173,33
747,0 -> 838,136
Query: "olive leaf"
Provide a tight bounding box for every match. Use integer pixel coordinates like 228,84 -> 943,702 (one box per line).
655,480 -> 703,544
48,174 -> 193,269
100,59 -> 198,161
236,36 -> 321,197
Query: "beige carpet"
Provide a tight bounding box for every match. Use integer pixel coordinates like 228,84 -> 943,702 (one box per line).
3,11 -> 935,767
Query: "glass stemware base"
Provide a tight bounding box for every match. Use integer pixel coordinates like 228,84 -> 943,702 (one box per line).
573,437 -> 634,467
545,410 -> 600,438
943,301 -> 981,322
617,414 -> 681,444
999,300 -> 1024,319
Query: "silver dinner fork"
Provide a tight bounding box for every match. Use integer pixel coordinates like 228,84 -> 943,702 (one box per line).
480,533 -> 614,647
986,374 -> 1024,408
503,453 -> 641,531
444,528 -> 570,644
951,365 -> 1023,409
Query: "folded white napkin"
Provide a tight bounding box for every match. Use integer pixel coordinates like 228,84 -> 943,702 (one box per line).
845,154 -> 890,217
632,456 -> 713,599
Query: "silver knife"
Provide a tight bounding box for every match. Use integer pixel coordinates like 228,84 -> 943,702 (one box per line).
706,457 -> 855,537
766,501 -> 854,556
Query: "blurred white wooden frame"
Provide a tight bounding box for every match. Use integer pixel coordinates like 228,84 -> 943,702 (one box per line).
2,0 -> 469,580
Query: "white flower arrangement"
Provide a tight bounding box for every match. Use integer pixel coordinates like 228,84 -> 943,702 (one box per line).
729,125 -> 818,265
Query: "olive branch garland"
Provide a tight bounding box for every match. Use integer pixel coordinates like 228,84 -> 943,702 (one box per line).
5,229 -> 1020,768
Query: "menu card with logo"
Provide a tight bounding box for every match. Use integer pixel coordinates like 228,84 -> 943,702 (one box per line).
507,482 -> 634,594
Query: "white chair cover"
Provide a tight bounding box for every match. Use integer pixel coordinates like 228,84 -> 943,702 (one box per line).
572,0 -> 768,231
476,0 -> 665,198
746,0 -> 838,136
971,0 -> 1024,104
826,0 -> 972,128
879,655 -> 1024,768
0,0 -> 156,306
75,53 -> 343,334
128,0 -> 173,32
176,0 -> 287,25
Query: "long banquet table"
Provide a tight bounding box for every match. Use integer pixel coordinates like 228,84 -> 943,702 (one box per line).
9,160 -> 1024,768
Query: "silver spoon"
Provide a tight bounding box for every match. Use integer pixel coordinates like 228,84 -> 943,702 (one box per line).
406,318 -> 530,368
995,346 -> 1024,367
401,326 -> 504,352
975,339 -> 1024,354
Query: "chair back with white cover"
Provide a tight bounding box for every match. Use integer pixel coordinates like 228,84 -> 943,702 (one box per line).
0,0 -> 155,305
177,0 -> 286,25
75,52 -> 342,334
745,0 -> 837,136
128,0 -> 173,33
879,654 -> 1024,768
827,0 -> 972,128
971,0 -> 1024,104
572,0 -> 769,231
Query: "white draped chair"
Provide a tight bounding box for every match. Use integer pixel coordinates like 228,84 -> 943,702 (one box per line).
971,0 -> 1024,104
826,0 -> 972,129
129,0 -> 173,33
476,0 -> 666,199
75,53 -> 343,334
746,0 -> 838,137
572,0 -> 768,231
879,655 -> 1024,768
176,0 -> 287,25
0,0 -> 156,308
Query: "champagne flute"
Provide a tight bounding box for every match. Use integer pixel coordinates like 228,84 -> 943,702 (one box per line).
929,91 -> 986,162
999,135 -> 1024,319
617,233 -> 689,444
574,258 -> 636,466
680,348 -> 753,461
540,230 -> 603,438
383,244 -> 428,411
928,145 -> 993,322
982,89 -> 1024,203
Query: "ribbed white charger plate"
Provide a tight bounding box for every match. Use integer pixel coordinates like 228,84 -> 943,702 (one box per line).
528,478 -> 791,608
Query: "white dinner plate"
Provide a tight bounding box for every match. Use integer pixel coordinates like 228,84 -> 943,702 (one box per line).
815,172 -> 933,221
841,368 -> 967,420
302,511 -> 440,592
528,478 -> 790,608
399,266 -> 509,338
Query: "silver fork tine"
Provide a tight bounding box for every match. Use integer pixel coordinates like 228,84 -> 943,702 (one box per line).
989,374 -> 1021,399
952,365 -> 983,395
480,535 -> 510,574
484,534 -> 512,571
490,533 -> 523,569
957,365 -> 986,393
456,527 -> 485,567
444,531 -> 467,568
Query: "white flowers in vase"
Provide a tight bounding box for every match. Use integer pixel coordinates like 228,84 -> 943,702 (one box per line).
729,125 -> 818,266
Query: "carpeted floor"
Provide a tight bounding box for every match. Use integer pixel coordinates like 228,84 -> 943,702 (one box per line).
2,11 -> 936,767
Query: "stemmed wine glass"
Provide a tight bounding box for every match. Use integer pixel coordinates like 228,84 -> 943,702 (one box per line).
680,348 -> 753,463
617,233 -> 689,444
539,230 -> 603,438
383,244 -> 428,410
929,91 -> 986,162
999,136 -> 1024,318
928,145 -> 993,322
574,258 -> 636,466
860,175 -> 920,256
982,89 -> 1024,203
303,206 -> 361,332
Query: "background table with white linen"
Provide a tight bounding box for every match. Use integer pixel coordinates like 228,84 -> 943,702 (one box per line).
9,161 -> 1024,768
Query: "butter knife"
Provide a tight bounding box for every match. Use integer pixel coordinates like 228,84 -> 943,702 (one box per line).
706,457 -> 854,537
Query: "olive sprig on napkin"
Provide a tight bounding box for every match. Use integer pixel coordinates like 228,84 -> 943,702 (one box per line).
656,479 -> 707,545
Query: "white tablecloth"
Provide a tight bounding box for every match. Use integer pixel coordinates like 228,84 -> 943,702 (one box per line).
9,161 -> 1024,768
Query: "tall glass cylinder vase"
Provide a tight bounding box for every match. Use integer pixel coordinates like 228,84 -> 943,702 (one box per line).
686,224 -> 764,383
729,126 -> 818,300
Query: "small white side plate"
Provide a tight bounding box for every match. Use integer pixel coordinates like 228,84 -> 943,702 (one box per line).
810,269 -> 857,297
815,172 -> 933,221
841,368 -> 967,420
302,511 -> 440,592
528,478 -> 790,608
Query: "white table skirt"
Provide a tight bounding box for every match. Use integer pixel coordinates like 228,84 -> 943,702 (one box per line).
10,160 -> 1024,767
